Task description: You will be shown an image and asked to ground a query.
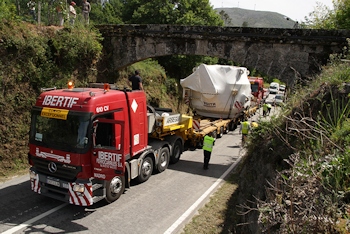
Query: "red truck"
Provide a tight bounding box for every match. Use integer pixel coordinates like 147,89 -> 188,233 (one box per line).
248,76 -> 265,105
28,83 -> 187,206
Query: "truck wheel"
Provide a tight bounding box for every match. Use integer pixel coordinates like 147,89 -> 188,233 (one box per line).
170,139 -> 182,164
218,127 -> 224,138
137,156 -> 154,183
105,175 -> 125,203
157,147 -> 170,173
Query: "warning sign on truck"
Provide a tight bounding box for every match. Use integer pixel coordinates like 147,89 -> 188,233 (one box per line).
41,107 -> 69,120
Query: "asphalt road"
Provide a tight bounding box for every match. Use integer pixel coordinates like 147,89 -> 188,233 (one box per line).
0,126 -> 247,234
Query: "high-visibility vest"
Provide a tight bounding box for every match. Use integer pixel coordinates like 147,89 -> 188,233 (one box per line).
241,121 -> 250,134
202,135 -> 215,152
263,104 -> 268,111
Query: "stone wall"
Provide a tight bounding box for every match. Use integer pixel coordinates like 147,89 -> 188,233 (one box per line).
97,24 -> 350,85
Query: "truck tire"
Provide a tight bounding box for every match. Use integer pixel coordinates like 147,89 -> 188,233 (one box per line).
229,121 -> 236,131
105,175 -> 125,203
170,139 -> 182,164
218,126 -> 224,138
224,126 -> 229,134
156,147 -> 170,173
137,156 -> 154,183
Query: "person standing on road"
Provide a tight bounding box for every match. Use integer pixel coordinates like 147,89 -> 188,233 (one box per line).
82,0 -> 91,25
239,118 -> 251,147
262,102 -> 268,117
202,133 -> 215,170
128,70 -> 144,90
267,103 -> 272,116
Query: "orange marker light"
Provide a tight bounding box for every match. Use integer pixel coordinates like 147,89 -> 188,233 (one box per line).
104,83 -> 110,91
68,81 -> 74,89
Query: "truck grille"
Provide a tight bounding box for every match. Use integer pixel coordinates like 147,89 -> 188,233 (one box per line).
31,157 -> 82,182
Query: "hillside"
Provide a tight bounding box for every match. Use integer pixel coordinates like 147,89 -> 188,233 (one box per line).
215,7 -> 297,28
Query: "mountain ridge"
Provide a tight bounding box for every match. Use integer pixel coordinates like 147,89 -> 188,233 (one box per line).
215,7 -> 298,28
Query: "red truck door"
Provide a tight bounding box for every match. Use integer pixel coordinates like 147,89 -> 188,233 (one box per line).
91,117 -> 125,181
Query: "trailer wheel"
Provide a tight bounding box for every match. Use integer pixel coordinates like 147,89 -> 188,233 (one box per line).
218,127 -> 224,138
105,175 -> 125,203
170,139 -> 182,164
211,131 -> 217,139
229,121 -> 236,131
224,126 -> 229,134
137,156 -> 154,183
157,147 -> 170,173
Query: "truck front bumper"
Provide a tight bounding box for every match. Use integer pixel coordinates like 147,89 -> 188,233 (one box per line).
29,168 -> 94,206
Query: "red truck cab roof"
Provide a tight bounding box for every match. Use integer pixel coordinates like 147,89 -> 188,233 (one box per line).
36,87 -> 130,114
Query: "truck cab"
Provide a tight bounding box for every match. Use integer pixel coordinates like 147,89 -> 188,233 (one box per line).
248,76 -> 264,105
28,84 -> 149,206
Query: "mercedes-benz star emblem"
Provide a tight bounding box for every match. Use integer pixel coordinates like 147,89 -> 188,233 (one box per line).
48,162 -> 57,173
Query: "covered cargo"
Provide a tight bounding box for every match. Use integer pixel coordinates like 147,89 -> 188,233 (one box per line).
180,64 -> 252,119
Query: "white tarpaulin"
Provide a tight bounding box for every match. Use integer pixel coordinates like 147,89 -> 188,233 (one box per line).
180,64 -> 252,118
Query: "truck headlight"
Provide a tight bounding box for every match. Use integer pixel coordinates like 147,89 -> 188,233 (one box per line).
73,184 -> 85,193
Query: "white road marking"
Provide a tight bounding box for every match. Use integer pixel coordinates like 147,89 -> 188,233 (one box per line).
2,203 -> 67,234
164,156 -> 243,234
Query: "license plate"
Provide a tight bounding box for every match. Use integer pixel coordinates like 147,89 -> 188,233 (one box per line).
47,178 -> 60,187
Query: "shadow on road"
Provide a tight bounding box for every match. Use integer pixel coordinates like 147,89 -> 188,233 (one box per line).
168,158 -> 238,180
0,179 -> 91,233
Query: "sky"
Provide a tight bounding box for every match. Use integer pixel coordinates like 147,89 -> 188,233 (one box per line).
210,0 -> 334,22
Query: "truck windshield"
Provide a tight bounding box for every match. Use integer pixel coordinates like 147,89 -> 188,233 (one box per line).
29,108 -> 92,153
251,83 -> 259,92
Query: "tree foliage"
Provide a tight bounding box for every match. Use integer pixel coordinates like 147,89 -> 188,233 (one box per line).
333,0 -> 350,29
0,0 -> 19,21
218,10 -> 232,26
304,0 -> 350,29
303,2 -> 335,29
121,0 -> 223,26
90,0 -> 123,24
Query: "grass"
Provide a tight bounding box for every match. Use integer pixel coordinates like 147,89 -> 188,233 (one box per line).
182,172 -> 240,234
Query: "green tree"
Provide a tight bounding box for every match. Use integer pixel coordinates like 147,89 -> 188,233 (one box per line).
90,0 -> 123,24
304,0 -> 350,29
304,1 -> 336,29
333,0 -> 350,29
219,10 -> 232,26
0,0 -> 18,20
122,0 -> 223,26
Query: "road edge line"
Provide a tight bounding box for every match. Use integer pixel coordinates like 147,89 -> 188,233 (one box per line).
164,155 -> 243,234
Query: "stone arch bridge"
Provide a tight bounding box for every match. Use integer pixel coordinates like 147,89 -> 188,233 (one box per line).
96,24 -> 350,85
